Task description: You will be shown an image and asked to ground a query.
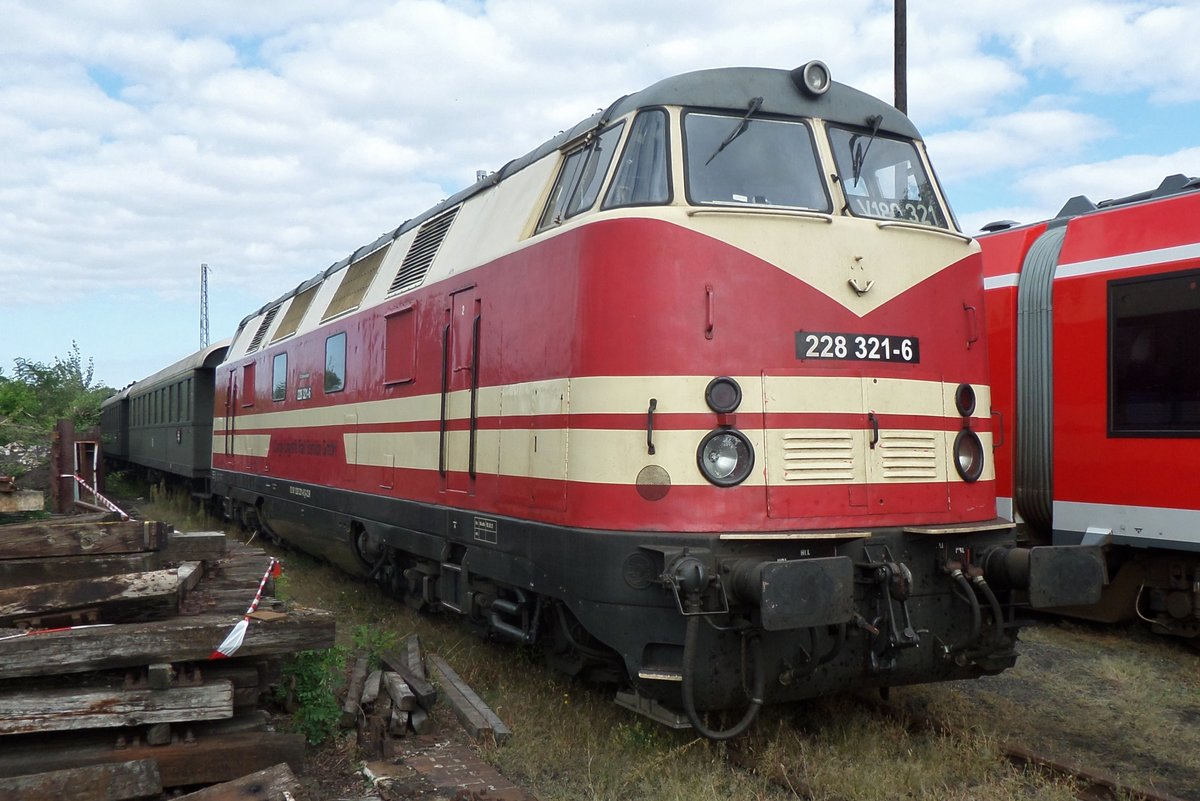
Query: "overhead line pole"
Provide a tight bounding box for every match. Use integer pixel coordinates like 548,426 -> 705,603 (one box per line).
895,0 -> 908,114
200,263 -> 210,349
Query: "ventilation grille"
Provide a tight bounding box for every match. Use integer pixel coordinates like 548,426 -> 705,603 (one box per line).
247,305 -> 280,352
780,432 -> 855,482
271,285 -> 318,343
879,432 -> 939,479
323,245 -> 390,322
388,207 -> 459,295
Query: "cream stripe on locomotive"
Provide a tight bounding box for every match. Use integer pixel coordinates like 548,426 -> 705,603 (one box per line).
214,375 -> 989,429
216,375 -> 991,486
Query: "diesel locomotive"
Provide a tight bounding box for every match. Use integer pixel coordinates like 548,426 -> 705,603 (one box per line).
981,175 -> 1200,639
104,62 -> 1102,737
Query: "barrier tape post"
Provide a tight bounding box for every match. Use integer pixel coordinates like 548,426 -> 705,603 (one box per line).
210,558 -> 282,659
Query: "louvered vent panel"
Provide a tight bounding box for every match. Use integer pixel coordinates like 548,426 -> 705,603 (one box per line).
388,207 -> 460,296
780,432 -> 855,482
271,285 -> 318,343
322,245 -> 390,322
879,432 -> 939,479
247,305 -> 280,352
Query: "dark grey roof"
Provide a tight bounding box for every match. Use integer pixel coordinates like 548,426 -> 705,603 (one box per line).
237,65 -> 914,331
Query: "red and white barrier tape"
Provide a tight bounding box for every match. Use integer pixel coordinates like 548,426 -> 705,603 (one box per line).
61,474 -> 129,520
210,557 -> 282,659
0,623 -> 114,642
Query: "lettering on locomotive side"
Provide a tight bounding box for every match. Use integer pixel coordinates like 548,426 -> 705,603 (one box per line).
473,516 -> 498,544
289,485 -> 312,499
271,437 -> 337,457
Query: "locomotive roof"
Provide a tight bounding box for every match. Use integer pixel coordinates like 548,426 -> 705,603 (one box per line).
238,65 -> 919,330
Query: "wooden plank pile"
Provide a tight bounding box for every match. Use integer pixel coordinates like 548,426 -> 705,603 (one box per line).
345,634 -> 513,759
0,514 -> 336,800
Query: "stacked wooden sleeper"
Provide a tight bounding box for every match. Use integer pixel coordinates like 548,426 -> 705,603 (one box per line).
0,514 -> 336,800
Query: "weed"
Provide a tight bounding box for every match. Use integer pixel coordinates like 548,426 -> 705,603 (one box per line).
276,646 -> 347,745
352,623 -> 399,670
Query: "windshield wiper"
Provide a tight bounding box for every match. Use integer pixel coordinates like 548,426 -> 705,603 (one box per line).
705,96 -> 764,166
849,114 -> 883,185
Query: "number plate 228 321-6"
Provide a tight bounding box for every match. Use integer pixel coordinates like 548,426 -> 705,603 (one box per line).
795,332 -> 920,363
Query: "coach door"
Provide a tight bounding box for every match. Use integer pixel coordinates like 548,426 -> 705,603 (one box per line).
442,287 -> 479,493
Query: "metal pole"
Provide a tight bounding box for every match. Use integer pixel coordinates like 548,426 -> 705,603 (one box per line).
894,0 -> 908,114
200,263 -> 210,348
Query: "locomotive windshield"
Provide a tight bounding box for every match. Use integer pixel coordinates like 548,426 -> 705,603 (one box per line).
683,112 -> 829,211
828,126 -> 949,229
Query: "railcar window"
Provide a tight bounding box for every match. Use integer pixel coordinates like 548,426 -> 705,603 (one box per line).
604,109 -> 670,209
536,121 -> 626,232
827,126 -> 948,228
1110,269 -> 1200,435
683,113 -> 828,211
325,332 -> 347,393
272,353 -> 287,402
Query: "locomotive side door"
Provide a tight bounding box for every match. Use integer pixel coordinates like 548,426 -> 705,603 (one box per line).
442,287 -> 479,494
223,368 -> 236,462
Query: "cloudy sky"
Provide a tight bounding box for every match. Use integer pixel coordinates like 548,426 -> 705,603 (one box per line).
3,0 -> 1199,388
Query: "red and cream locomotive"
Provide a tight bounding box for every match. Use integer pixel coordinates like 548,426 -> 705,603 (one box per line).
114,62 -> 1102,737
981,175 -> 1200,639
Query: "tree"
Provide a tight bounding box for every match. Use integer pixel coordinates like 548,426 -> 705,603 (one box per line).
0,343 -> 115,442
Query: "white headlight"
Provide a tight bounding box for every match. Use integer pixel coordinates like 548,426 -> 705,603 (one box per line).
697,428 -> 754,486
954,429 -> 984,482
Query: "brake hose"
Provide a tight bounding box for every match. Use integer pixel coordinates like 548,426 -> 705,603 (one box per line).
681,616 -> 764,740
972,575 -> 1005,646
949,569 -> 981,652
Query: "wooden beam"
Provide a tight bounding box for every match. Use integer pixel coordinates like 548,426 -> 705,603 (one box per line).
0,564 -> 202,625
0,730 -> 305,788
427,654 -> 511,745
382,671 -> 416,711
341,654 -> 368,728
0,489 -> 43,514
406,634 -> 427,680
0,520 -> 163,560
175,762 -> 302,801
0,608 -> 336,680
0,680 -> 233,735
379,650 -> 436,710
0,553 -> 160,591
160,532 -> 227,562
0,759 -> 161,801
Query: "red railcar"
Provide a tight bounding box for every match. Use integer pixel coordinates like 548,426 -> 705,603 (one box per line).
206,63 -> 1100,735
981,175 -> 1200,637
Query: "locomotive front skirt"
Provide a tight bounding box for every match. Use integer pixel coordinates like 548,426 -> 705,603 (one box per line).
106,63 -> 1104,737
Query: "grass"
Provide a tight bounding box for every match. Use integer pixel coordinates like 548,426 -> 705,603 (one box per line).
136,490 -> 1200,800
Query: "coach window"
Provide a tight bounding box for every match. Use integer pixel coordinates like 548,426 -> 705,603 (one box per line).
604,109 -> 670,209
827,126 -> 949,229
536,121 -> 626,232
241,363 -> 255,407
272,353 -> 288,402
384,308 -> 417,385
684,113 -> 829,211
1110,269 -> 1200,435
325,332 -> 347,393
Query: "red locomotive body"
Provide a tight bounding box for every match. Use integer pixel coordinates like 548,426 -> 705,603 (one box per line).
190,64 -> 1102,735
981,176 -> 1200,637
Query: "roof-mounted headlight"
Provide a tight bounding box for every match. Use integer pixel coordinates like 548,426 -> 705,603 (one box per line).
792,60 -> 831,97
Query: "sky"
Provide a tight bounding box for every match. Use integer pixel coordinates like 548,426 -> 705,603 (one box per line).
3,0 -> 1200,389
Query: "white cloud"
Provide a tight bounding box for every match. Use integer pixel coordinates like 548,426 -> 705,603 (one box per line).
1018,147 -> 1200,208
927,104 -> 1109,182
